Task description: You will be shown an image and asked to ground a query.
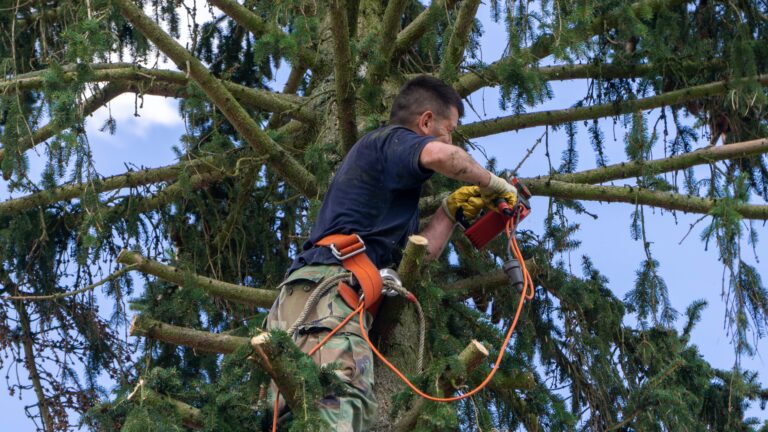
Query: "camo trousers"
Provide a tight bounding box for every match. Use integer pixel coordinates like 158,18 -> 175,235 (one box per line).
266,265 -> 377,431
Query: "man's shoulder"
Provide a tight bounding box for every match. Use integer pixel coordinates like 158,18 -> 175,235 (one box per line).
360,125 -> 419,144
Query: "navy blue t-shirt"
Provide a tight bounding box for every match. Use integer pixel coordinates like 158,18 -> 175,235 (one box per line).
288,126 -> 434,272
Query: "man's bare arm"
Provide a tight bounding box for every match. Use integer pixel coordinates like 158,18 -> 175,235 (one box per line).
417,141 -> 495,258
419,141 -> 491,186
419,207 -> 455,260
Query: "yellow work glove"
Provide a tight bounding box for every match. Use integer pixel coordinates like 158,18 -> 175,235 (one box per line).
442,186 -> 485,224
479,173 -> 518,209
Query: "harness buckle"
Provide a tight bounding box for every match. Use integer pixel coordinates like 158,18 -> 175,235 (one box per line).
329,234 -> 367,260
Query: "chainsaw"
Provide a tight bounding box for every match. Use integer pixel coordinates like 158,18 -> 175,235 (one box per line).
457,176 -> 532,289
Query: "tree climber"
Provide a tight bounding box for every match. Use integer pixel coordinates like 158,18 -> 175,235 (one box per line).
265,75 -> 517,431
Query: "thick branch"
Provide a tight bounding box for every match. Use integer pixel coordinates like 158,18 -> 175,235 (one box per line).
394,340 -> 489,431
249,332 -> 325,417
110,1 -> 319,196
366,0 -> 409,84
129,315 -> 249,354
458,75 -> 768,138
15,302 -> 55,432
543,138 -> 768,185
0,66 -> 315,122
328,0 -> 358,153
207,0 -> 315,67
117,250 -> 277,307
537,60 -> 726,82
526,180 -> 768,220
393,0 -> 457,59
129,316 -> 319,416
439,0 -> 481,81
443,269 -> 508,296
127,379 -> 203,429
0,151 -> 243,216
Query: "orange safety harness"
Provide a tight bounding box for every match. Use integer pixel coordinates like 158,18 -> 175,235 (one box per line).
272,219 -> 533,431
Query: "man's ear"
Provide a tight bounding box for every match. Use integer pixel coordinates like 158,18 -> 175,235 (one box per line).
417,111 -> 434,134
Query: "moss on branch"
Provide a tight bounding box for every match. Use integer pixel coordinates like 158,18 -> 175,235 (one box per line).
365,0 -> 409,85
0,151 -> 245,216
0,65 -> 317,122
439,0 -> 481,81
459,75 -> 768,138
393,0 -> 457,59
526,180 -> 768,220
544,138 -> 768,185
129,316 -> 320,416
79,3 -> 319,196
208,0 -> 316,67
328,0 -> 358,153
117,250 -> 277,307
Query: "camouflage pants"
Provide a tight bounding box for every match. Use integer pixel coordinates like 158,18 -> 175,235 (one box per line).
266,265 -> 377,431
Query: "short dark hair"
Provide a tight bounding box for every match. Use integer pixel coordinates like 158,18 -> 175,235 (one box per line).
389,75 -> 464,126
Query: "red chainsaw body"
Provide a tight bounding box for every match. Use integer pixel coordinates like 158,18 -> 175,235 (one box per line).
463,178 -> 532,249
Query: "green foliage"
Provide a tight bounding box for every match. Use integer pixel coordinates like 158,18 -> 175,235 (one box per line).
1,0 -> 767,430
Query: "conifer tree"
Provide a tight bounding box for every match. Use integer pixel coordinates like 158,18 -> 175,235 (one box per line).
1,0 -> 767,430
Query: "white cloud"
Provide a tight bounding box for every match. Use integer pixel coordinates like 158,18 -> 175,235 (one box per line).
85,93 -> 183,141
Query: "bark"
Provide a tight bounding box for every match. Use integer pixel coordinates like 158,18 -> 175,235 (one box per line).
0,66 -> 314,122
526,180 -> 768,220
249,333 -> 325,420
536,60 -> 726,82
127,379 -> 204,429
207,0 -> 316,68
392,0 -> 458,59
15,302 -> 55,432
398,235 -> 429,290
394,340 -> 489,431
117,250 -> 277,307
365,0 -> 408,84
543,138 -> 768,185
439,0 -> 481,80
328,0 -> 358,154
371,235 -> 431,429
0,151 -> 242,216
129,316 -> 322,416
458,75 -> 768,138
115,0 -> 320,196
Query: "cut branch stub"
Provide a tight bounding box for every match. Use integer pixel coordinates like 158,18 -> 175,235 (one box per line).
394,339 -> 490,432
249,332 -> 326,418
397,235 -> 429,290
129,315 -> 249,354
117,249 -> 277,307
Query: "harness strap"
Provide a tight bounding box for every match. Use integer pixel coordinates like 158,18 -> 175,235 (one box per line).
316,234 -> 383,313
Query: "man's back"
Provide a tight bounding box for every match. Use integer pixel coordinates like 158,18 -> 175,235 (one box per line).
289,126 -> 434,272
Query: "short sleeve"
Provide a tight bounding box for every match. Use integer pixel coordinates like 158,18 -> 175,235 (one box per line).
381,128 -> 434,190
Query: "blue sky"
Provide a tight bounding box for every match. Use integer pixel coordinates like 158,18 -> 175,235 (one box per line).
1,2 -> 766,430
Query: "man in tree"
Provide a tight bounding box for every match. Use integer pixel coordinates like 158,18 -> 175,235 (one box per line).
265,75 -> 518,430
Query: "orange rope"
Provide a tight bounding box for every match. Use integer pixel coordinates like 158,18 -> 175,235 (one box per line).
357,217 -> 533,402
273,218 -> 532,430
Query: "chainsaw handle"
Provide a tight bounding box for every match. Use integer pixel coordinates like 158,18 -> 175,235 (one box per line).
494,198 -> 514,217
